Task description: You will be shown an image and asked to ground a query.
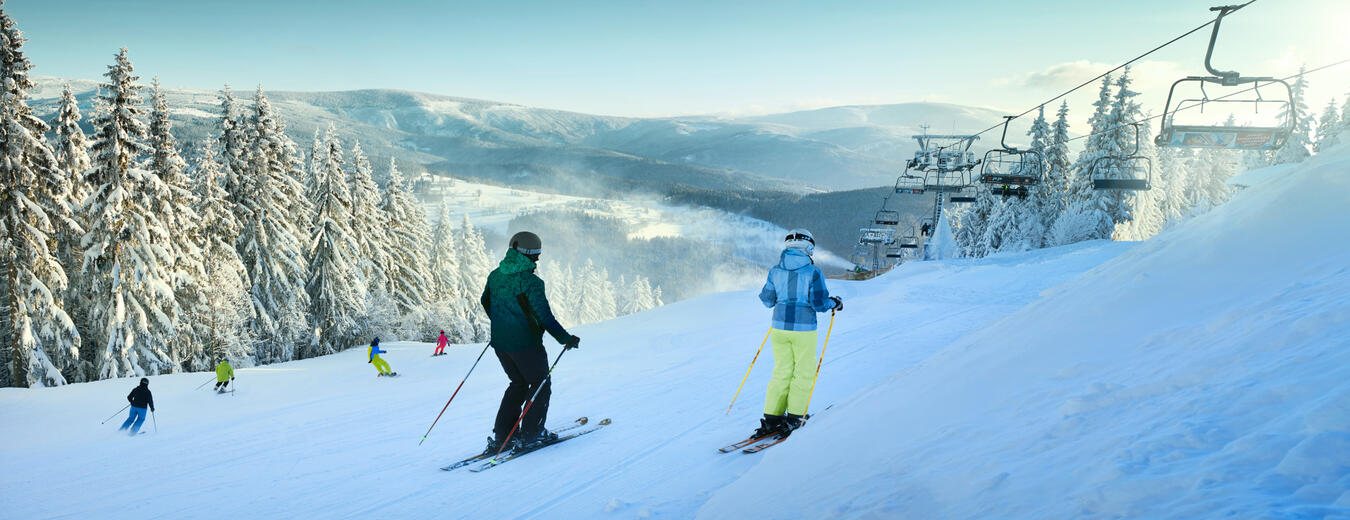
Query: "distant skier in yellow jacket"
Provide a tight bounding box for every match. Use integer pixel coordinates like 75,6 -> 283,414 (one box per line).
214,361 -> 234,393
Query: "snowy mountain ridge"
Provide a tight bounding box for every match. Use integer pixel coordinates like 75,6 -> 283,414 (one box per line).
29,75 -> 1016,192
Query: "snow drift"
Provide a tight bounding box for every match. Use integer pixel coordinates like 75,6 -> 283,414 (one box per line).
2,146 -> 1347,519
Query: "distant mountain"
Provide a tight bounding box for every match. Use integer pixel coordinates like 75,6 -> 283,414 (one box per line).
30,77 -> 1027,194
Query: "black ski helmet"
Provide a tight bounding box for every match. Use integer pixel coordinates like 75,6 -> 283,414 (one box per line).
510,231 -> 542,257
140,378 -> 149,385
372,337 -> 380,346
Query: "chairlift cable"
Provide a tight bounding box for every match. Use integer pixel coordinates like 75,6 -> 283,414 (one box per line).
965,0 -> 1258,141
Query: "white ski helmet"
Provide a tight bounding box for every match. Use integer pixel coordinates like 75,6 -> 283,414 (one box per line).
784,228 -> 815,255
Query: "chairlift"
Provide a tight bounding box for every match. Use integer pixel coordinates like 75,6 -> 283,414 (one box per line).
874,209 -> 900,226
885,245 -> 905,259
858,227 -> 894,245
1091,123 -> 1152,191
897,235 -> 919,249
924,169 -> 972,192
1155,4 -> 1294,151
949,191 -> 976,204
990,185 -> 1029,198
980,116 -> 1045,186
895,173 -> 926,195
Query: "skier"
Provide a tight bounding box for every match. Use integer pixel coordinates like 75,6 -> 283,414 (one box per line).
479,231 -> 579,454
214,360 -> 235,393
752,229 -> 842,438
434,330 -> 449,356
369,337 -> 397,377
119,378 -> 155,436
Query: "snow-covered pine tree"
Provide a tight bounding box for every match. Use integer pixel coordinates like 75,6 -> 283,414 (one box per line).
1314,98 -> 1340,154
46,82 -> 92,340
50,83 -> 91,211
237,87 -> 310,362
149,77 -> 205,371
427,201 -> 471,341
1272,66 -> 1312,165
1038,101 -> 1073,243
379,158 -> 434,334
81,48 -> 179,380
457,214 -> 493,340
1101,69 -> 1147,229
304,126 -> 364,358
0,6 -> 81,386
216,85 -> 251,210
957,187 -> 998,257
593,266 -> 618,322
307,127 -> 323,192
345,138 -> 389,296
1060,75 -> 1117,243
614,274 -> 629,316
190,139 -> 254,366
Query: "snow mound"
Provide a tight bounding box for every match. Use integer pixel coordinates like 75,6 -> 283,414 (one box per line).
702,144 -> 1350,518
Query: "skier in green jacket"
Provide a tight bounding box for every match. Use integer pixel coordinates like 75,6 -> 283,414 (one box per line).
480,231 -> 579,454
214,360 -> 234,393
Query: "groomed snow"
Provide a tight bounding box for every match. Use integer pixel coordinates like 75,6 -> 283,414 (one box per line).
2,145 -> 1347,519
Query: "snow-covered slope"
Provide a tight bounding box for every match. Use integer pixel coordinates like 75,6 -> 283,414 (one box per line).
2,147 -> 1346,518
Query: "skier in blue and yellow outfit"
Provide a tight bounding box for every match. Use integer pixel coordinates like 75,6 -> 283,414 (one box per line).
752,229 -> 842,438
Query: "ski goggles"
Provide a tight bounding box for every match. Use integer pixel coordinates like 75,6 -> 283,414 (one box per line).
785,233 -> 814,245
515,246 -> 542,255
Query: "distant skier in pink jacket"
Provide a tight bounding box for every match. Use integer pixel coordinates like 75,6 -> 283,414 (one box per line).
434,330 -> 449,356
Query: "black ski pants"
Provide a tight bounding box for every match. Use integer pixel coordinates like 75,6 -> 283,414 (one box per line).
214,380 -> 229,391
493,346 -> 551,439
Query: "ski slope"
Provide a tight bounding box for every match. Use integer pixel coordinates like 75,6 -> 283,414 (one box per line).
2,146 -> 1348,519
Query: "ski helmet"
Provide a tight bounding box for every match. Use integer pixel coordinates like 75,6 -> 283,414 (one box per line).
784,228 -> 815,255
372,337 -> 380,346
510,231 -> 542,257
140,378 -> 149,385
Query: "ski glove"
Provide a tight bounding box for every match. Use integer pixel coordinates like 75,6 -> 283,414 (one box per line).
830,296 -> 844,312
564,336 -> 581,350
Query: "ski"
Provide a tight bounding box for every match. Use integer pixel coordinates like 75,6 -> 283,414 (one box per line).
718,432 -> 780,453
742,434 -> 790,454
440,417 -> 588,471
467,418 -> 611,473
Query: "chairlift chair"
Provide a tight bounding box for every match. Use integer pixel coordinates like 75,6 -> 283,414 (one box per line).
1090,123 -> 1152,191
980,116 -> 1045,186
1155,4 -> 1295,151
895,173 -> 926,195
949,190 -> 976,204
990,185 -> 1029,198
874,209 -> 901,226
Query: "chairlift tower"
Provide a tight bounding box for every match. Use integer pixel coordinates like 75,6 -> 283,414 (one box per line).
906,131 -> 980,239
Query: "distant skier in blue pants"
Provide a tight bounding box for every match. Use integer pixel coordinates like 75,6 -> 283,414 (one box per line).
119,378 -> 155,436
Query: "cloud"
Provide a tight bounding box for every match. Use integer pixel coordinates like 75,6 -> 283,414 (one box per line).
992,60 -> 1188,93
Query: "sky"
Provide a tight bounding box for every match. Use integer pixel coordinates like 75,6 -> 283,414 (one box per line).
7,0 -> 1349,123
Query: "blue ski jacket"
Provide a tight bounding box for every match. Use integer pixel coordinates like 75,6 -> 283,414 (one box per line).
759,248 -> 834,331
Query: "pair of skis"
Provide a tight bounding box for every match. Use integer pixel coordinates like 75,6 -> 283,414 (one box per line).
719,405 -> 829,454
440,416 -> 611,473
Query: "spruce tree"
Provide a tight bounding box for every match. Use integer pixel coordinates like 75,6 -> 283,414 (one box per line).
457,214 -> 493,340
379,158 -> 434,331
237,87 -> 310,362
427,202 -> 471,341
148,77 -> 205,371
50,83 -> 91,209
191,139 -> 254,365
81,48 -> 179,379
216,85 -> 251,210
1272,66 -> 1313,165
305,126 -> 363,358
1314,98 -> 1340,154
345,138 -> 389,295
0,6 -> 80,386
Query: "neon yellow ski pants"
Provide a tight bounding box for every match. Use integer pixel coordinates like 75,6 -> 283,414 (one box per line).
371,355 -> 393,375
764,328 -> 818,416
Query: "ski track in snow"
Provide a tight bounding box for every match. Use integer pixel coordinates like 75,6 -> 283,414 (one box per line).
3,145 -> 1349,519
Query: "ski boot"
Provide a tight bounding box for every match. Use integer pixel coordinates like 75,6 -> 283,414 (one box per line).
752,414 -> 786,438
519,428 -> 560,450
781,413 -> 804,436
484,435 -> 518,456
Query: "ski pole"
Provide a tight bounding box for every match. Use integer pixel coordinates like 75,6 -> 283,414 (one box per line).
195,377 -> 215,390
725,328 -> 771,415
803,309 -> 836,417
101,404 -> 131,424
418,343 -> 491,446
152,410 -> 158,433
489,347 -> 569,461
